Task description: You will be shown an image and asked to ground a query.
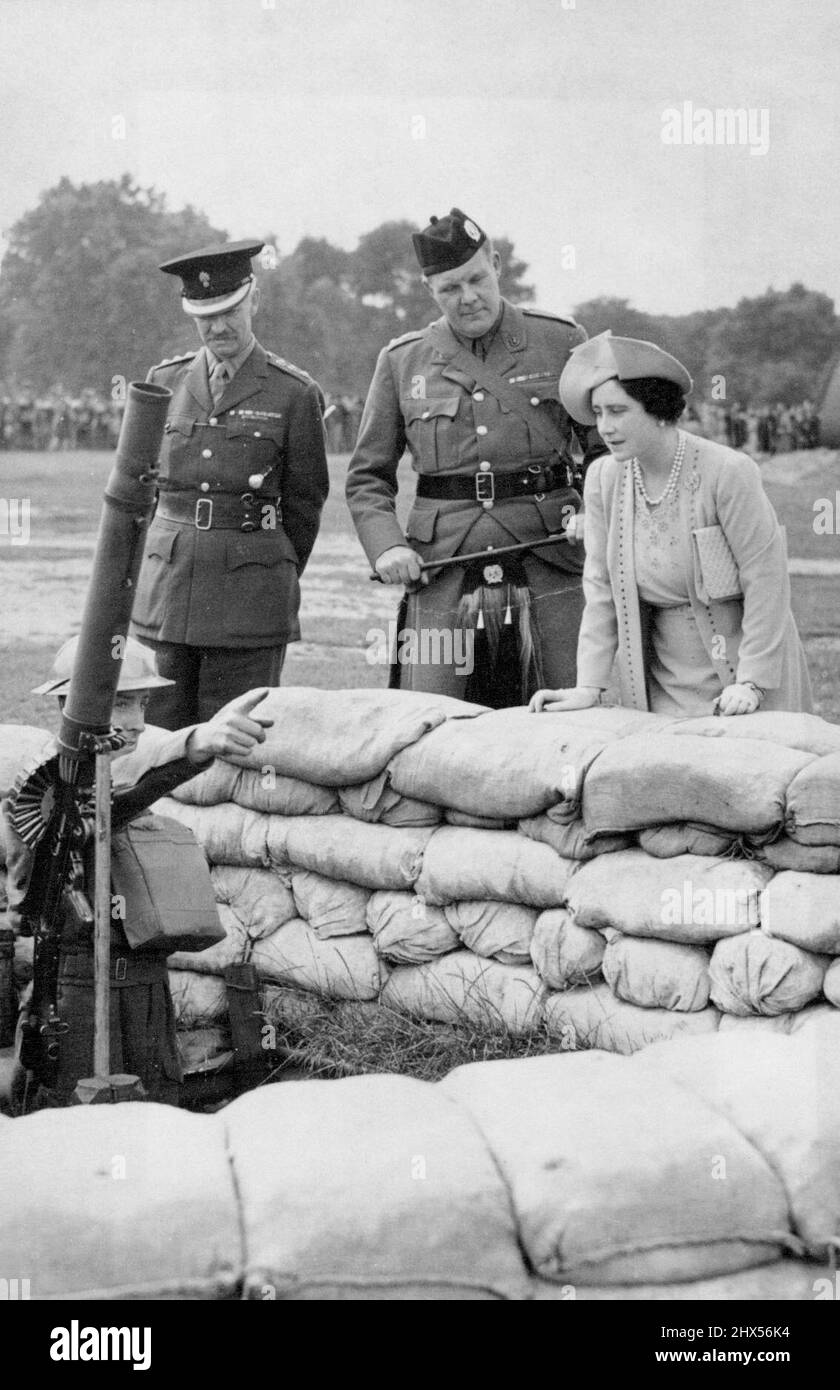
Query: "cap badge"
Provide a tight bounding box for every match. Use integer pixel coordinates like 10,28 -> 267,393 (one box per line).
199,270 -> 211,288
464,219 -> 481,242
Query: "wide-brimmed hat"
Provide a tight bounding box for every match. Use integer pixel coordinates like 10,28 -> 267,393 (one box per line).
559,331 -> 693,425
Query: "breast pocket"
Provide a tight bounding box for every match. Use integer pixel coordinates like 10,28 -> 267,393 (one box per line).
223,534 -> 300,640
224,421 -> 284,477
401,396 -> 462,471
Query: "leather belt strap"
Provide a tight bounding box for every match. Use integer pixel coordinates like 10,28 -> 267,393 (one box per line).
416,460 -> 573,503
156,491 -> 280,531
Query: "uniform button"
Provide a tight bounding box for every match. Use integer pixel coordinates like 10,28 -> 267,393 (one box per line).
209,416 -> 218,426
201,447 -> 212,459
422,410 -> 430,420
473,392 -> 484,402
254,431 -> 261,438
482,500 -> 495,510
476,425 -> 488,436
479,461 -> 491,472
199,481 -> 210,493
531,396 -> 540,406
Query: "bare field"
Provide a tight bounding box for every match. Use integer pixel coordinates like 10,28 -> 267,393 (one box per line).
0,446 -> 838,729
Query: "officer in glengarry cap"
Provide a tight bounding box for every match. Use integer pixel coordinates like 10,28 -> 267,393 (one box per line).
345,209 -> 604,706
132,239 -> 329,728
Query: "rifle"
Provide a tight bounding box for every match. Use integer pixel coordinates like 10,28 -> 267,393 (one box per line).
8,382 -> 171,1097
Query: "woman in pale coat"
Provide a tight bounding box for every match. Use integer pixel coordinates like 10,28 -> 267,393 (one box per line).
531,333 -> 811,716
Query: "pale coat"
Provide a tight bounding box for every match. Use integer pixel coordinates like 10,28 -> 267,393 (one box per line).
577,432 -> 812,713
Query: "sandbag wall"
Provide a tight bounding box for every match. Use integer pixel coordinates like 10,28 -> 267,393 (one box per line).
144,689 -> 840,1057
2,1020 -> 839,1298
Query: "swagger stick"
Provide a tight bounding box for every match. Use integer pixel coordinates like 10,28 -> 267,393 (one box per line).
368,531 -> 571,581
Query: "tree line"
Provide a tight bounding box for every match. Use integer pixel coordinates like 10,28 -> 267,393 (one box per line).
0,174 -> 836,408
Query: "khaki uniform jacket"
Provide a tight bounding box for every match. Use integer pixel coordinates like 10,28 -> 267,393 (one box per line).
577,434 -> 813,712
345,300 -> 591,575
132,342 -> 328,649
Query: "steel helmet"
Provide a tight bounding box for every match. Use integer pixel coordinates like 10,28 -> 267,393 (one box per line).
32,635 -> 175,696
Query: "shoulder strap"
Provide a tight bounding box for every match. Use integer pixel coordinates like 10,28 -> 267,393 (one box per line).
445,343 -> 572,458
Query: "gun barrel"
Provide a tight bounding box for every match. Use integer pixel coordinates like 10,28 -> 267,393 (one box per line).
60,382 -> 171,764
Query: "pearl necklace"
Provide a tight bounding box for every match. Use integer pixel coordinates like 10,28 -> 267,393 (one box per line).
632,430 -> 686,506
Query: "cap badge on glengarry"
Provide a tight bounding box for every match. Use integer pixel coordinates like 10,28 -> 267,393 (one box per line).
464,219 -> 481,242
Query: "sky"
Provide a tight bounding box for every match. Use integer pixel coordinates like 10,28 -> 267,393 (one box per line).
0,0 -> 836,318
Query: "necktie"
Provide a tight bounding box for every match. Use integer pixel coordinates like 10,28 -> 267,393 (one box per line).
209,358 -> 234,408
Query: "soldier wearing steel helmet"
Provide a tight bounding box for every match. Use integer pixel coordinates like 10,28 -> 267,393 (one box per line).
4,636 -> 273,1105
345,208 -> 604,706
132,239 -> 329,729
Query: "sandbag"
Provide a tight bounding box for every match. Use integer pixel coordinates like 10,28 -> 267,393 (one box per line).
754,837 -> 840,873
153,797 -> 275,868
381,951 -> 547,1034
544,982 -> 721,1055
168,759 -> 240,806
444,900 -> 537,964
566,850 -> 772,943
209,865 -> 297,938
283,816 -> 434,890
638,824 -> 737,858
0,723 -> 53,801
530,909 -> 604,988
225,1074 -> 529,1299
168,970 -> 229,1027
761,871 -> 840,954
338,773 -> 442,827
389,706 -> 659,820
785,753 -> 840,845
251,919 -> 385,1000
635,1027 -> 840,1258
416,828 -> 576,908
365,892 -> 458,964
824,961 -> 840,1007
291,870 -> 371,939
666,711 -> 840,757
168,903 -> 250,975
709,930 -> 830,1016
234,769 -> 339,816
539,1261 -> 830,1301
602,934 -> 711,1012
582,735 -> 812,836
225,687 -> 486,785
518,815 -> 631,860
441,1051 -> 788,1285
0,1105 -> 241,1297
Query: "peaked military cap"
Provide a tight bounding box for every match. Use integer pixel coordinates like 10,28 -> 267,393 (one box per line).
559,331 -> 693,425
159,239 -> 264,316
412,208 -> 487,276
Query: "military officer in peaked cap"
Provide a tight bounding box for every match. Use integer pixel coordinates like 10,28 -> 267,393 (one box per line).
345,209 -> 604,706
132,239 -> 329,728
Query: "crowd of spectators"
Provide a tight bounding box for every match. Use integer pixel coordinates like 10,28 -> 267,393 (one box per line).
682,400 -> 821,456
0,387 -> 125,450
1,384 -> 823,461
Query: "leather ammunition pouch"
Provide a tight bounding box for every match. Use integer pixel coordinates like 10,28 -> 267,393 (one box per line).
110,814 -> 224,956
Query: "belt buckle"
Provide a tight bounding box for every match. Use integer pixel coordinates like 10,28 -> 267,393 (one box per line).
195,497 -> 213,530
115,957 -> 127,982
475,470 -> 495,506
527,463 -> 545,502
